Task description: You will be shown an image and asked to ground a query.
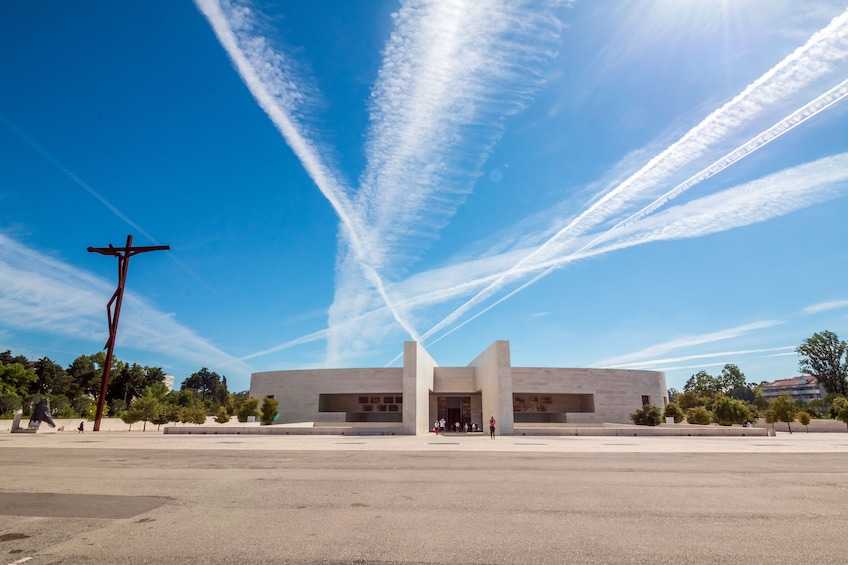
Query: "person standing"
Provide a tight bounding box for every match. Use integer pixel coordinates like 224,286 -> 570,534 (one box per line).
439,418 -> 446,434
489,415 -> 496,439
434,420 -> 440,435
78,421 -> 84,433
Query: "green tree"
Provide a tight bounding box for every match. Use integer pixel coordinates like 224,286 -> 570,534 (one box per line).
0,392 -> 22,415
711,394 -> 750,426
236,397 -> 260,423
129,393 -> 162,432
663,402 -> 685,423
629,405 -> 661,426
107,363 -> 147,405
161,404 -> 182,426
764,409 -> 776,430
796,331 -> 848,396
797,411 -> 811,432
770,393 -> 798,434
0,363 -> 38,397
179,405 -> 208,425
686,406 -> 713,425
109,399 -> 127,416
67,352 -> 110,398
718,364 -> 747,393
215,406 -> 230,424
260,396 -> 279,425
121,408 -> 141,431
684,370 -> 722,398
145,381 -> 170,402
34,357 -> 71,396
73,396 -> 94,419
181,368 -> 229,406
151,411 -> 170,431
676,391 -> 703,411
832,396 -> 848,430
50,394 -> 71,416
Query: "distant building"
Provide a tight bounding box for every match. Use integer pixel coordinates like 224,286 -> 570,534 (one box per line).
250,340 -> 668,435
760,376 -> 824,403
163,374 -> 175,391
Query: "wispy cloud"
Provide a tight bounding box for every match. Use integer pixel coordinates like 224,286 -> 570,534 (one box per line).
242,141 -> 848,365
803,299 -> 848,314
608,346 -> 796,369
416,8 -> 848,346
0,233 -> 253,377
194,0 -> 421,349
595,321 -> 784,367
324,0 -> 560,364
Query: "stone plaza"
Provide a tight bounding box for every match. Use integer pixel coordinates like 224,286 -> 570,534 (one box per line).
1,431 -> 846,564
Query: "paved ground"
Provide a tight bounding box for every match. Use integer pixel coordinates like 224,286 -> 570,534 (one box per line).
1,432 -> 847,564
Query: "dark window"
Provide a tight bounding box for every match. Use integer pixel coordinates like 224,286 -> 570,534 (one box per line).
384,396 -> 394,404
641,395 -> 650,406
395,396 -> 403,404
358,396 -> 368,404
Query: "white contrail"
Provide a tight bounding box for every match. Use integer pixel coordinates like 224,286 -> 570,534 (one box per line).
0,114 -> 223,298
607,346 -> 796,369
324,0 -> 559,364
193,0 -> 420,341
249,142 -> 848,366
425,77 -> 848,344
417,8 -> 848,345
0,114 -> 154,242
426,148 -> 848,346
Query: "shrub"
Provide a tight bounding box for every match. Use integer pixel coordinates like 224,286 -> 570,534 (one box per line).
686,406 -> 713,425
215,406 -> 230,424
676,391 -> 703,411
630,404 -> 662,426
797,411 -> 811,432
663,402 -> 684,423
712,394 -> 750,426
236,397 -> 260,423
260,396 -> 279,425
179,405 -> 208,425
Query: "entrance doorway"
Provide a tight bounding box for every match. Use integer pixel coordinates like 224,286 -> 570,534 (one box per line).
437,396 -> 472,431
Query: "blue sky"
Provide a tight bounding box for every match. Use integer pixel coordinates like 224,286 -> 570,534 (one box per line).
1,0 -> 847,393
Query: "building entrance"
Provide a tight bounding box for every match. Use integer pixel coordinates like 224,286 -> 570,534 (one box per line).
437,396 -> 472,431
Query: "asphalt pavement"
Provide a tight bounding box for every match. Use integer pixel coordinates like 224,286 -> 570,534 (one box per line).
1,432 -> 846,564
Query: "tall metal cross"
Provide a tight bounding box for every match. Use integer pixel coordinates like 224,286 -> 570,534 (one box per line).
88,234 -> 169,431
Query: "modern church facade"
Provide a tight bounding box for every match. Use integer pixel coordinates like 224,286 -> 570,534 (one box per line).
250,341 -> 668,435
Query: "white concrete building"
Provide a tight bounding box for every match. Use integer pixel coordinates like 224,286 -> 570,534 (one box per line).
250,341 -> 667,435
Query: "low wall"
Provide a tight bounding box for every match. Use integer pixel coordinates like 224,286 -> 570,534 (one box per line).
753,418 -> 847,433
514,423 -> 767,436
165,422 -> 403,436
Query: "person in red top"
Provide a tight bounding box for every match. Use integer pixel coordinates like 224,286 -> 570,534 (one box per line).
489,415 -> 496,439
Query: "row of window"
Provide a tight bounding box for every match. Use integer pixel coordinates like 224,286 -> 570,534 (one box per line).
358,396 -> 402,404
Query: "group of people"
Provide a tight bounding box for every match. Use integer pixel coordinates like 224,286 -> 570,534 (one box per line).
433,416 -> 497,439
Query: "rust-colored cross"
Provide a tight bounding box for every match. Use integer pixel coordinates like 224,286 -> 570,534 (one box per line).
88,235 -> 169,431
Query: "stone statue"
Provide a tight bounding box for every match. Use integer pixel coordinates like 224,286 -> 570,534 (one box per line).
28,398 -> 56,430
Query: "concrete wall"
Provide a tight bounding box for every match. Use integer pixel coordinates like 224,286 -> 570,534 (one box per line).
251,368 -> 403,424
511,367 -> 667,424
249,342 -> 667,434
403,341 -> 436,435
433,367 -> 476,393
469,340 -> 514,435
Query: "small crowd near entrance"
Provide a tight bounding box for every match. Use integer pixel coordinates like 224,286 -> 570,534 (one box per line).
432,416 -> 496,438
